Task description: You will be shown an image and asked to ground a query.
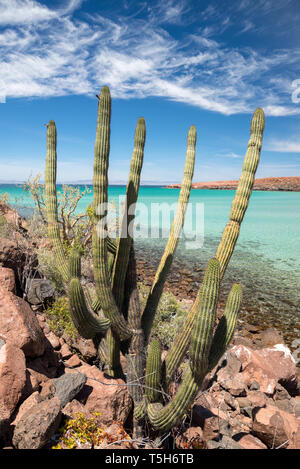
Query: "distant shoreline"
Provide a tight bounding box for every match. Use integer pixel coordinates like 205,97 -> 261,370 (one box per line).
166,176 -> 300,191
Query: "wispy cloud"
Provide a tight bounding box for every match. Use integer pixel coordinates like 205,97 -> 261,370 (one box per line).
0,0 -> 299,116
265,139 -> 300,152
217,152 -> 242,159
0,0 -> 56,25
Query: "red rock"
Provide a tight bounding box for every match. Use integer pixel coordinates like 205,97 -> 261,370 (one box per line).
45,332 -> 60,350
26,343 -> 60,381
252,405 -> 299,448
217,367 -> 247,396
0,286 -> 45,357
0,267 -> 15,293
0,238 -> 26,273
94,423 -> 132,449
166,177 -> 300,192
12,396 -> 62,449
62,399 -> 92,420
0,338 -> 26,421
64,334 -> 97,360
176,426 -> 204,449
12,392 -> 41,426
64,354 -> 81,368
234,433 -> 267,449
23,368 -> 40,396
39,381 -> 56,400
246,390 -> 267,409
25,365 -> 50,387
60,343 -> 72,360
66,362 -> 132,426
231,344 -> 297,395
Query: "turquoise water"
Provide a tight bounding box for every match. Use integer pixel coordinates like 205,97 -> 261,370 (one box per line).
3,184 -> 299,272
1,183 -> 300,339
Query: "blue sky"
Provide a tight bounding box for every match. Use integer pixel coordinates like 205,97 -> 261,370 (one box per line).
0,0 -> 299,183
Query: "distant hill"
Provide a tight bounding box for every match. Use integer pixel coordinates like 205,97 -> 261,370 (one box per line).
166,177 -> 300,191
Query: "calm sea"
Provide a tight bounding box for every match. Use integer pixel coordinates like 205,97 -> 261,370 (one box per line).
1,183 -> 299,340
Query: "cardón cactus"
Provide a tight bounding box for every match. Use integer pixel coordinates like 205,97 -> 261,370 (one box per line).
44,86 -> 265,437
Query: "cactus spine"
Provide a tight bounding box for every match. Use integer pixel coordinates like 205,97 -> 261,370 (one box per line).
44,87 -> 265,436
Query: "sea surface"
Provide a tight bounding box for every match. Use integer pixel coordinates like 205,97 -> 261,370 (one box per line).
1,183 -> 300,342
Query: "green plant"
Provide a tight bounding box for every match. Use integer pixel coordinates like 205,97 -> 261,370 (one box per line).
37,248 -> 65,292
52,412 -> 104,449
44,86 -> 265,438
24,173 -> 93,248
45,296 -> 78,338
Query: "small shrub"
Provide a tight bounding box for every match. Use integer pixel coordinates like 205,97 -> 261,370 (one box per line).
0,214 -> 9,237
45,296 -> 77,339
25,212 -> 48,240
52,412 -> 104,449
37,248 -> 65,292
52,413 -> 131,449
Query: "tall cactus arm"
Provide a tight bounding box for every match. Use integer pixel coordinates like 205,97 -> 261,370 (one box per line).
68,249 -> 111,339
216,108 -> 265,278
69,277 -> 111,339
148,259 -> 220,431
112,118 -> 146,310
147,367 -> 200,431
92,86 -> 131,340
145,339 -> 162,403
141,125 -> 197,343
45,120 -> 69,281
208,283 -> 242,371
69,248 -> 81,279
190,259 -> 220,379
124,246 -> 145,437
164,108 -> 265,384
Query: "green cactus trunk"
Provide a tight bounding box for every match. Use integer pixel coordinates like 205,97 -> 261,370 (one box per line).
45,121 -> 69,282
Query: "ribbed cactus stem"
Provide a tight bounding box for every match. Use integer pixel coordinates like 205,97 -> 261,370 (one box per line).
164,108 -> 265,384
141,125 -> 197,343
216,108 -> 265,278
208,283 -> 242,371
45,120 -> 69,281
133,399 -> 147,422
147,367 -> 200,430
190,259 -> 220,380
92,86 -> 131,340
112,117 -> 146,309
69,278 -> 111,339
145,340 -> 161,403
69,248 -> 81,279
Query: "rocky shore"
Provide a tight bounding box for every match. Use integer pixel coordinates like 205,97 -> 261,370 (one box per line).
166,176 -> 300,191
0,202 -> 299,450
0,270 -> 299,449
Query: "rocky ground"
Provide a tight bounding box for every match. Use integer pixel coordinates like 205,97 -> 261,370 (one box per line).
166,176 -> 300,191
0,202 -> 299,450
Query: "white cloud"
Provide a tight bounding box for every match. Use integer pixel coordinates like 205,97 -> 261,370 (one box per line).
265,139 -> 300,152
0,0 -> 56,25
0,0 -> 299,116
217,152 -> 242,159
